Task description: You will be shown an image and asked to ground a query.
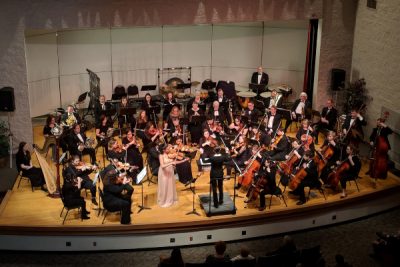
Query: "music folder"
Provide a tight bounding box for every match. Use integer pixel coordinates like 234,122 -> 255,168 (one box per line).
119,107 -> 136,116
141,85 -> 157,91
249,83 -> 267,94
176,83 -> 191,90
136,167 -> 147,184
102,108 -> 117,117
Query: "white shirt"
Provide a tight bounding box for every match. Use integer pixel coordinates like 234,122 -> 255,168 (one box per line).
77,133 -> 84,143
257,73 -> 262,84
267,115 -> 274,129
295,101 -> 305,115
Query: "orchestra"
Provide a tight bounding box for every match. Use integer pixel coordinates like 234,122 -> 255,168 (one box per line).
33,72 -> 393,223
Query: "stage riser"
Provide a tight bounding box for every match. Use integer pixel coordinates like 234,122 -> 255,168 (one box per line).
1,191 -> 399,251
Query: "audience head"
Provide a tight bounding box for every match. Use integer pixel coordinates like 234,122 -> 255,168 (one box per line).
214,240 -> 227,256
240,246 -> 250,257
170,247 -> 184,264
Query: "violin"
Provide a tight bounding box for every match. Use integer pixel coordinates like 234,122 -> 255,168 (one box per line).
167,147 -> 186,160
207,136 -> 219,148
75,161 -> 97,171
269,135 -> 283,150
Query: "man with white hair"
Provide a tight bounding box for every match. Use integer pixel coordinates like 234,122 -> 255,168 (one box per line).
284,92 -> 311,132
251,66 -> 269,85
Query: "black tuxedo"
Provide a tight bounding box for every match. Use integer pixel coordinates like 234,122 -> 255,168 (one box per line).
243,108 -> 262,125
320,107 -> 338,130
94,101 -> 113,124
208,106 -> 230,125
103,182 -> 133,224
67,132 -> 97,164
265,113 -> 282,133
268,134 -> 291,161
251,72 -> 269,85
284,99 -> 312,132
342,115 -> 367,146
209,152 -> 230,207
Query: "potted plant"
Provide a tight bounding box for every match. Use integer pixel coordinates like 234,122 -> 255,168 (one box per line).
0,119 -> 10,168
341,78 -> 373,114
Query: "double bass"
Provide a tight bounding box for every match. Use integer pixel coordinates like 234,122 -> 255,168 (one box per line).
369,113 -> 391,179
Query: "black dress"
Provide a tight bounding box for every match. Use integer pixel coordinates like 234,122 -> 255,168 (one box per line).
103,182 -> 133,225
122,137 -> 143,170
16,151 -> 45,187
188,109 -> 205,144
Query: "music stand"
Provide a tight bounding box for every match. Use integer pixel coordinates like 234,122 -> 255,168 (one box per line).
119,107 -> 136,135
177,83 -> 191,94
186,173 -> 202,216
136,167 -> 151,213
141,85 -> 157,92
148,105 -> 161,125
249,83 -> 267,95
201,80 -> 216,90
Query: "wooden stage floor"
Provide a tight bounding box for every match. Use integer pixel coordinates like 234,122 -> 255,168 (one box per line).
0,126 -> 399,230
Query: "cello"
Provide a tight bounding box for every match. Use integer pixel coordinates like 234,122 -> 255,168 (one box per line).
246,174 -> 268,202
289,167 -> 307,191
326,159 -> 350,189
314,144 -> 335,176
238,147 -> 263,187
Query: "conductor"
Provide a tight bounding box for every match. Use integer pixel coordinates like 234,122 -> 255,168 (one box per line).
209,147 -> 230,208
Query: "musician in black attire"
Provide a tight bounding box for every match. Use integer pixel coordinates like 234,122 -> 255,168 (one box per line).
264,105 -> 282,135
214,88 -> 229,118
342,108 -> 367,148
61,105 -> 81,126
122,130 -> 143,171
107,138 -> 126,162
42,115 -> 58,160
16,142 -> 46,190
64,155 -> 98,205
249,126 -> 271,148
296,119 -> 316,154
61,171 -> 90,220
209,147 -> 230,208
162,92 -> 177,121
319,132 -> 341,184
264,89 -> 283,109
226,136 -> 251,176
266,128 -> 291,161
147,143 -> 161,176
243,101 -> 262,126
187,91 -> 206,113
188,101 -> 205,144
141,93 -> 158,123
251,66 -> 269,85
257,160 -> 278,211
117,96 -> 135,130
313,99 -> 338,144
209,100 -> 230,126
67,124 -> 97,165
339,145 -> 361,198
102,170 -> 133,225
94,95 -> 113,125
284,92 -> 312,133
289,151 -> 320,205
95,114 -> 113,154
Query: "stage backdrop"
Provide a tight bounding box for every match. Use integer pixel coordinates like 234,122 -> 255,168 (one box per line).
25,21 -> 308,117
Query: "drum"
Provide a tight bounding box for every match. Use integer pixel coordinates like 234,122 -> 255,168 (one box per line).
237,91 -> 256,109
235,85 -> 250,92
200,89 -> 209,99
260,92 -> 271,98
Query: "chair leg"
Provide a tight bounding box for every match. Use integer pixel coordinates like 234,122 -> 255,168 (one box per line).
279,194 -> 288,207
63,209 -> 70,225
17,175 -> 22,188
319,188 -> 327,200
102,210 -> 108,224
268,195 -> 273,209
306,188 -> 311,201
60,207 -> 65,217
354,178 -> 360,192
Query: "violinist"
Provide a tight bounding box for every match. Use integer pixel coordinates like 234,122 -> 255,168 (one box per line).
199,129 -> 218,160
135,110 -> 148,141
243,101 -> 262,126
64,155 -> 98,205
95,114 -> 113,154
288,151 -> 319,205
337,145 -> 361,198
228,117 -> 247,136
167,105 -> 182,126
284,92 -> 311,133
148,142 -> 161,176
188,101 -> 205,144
169,117 -> 184,145
226,135 -> 251,176
341,107 -> 367,148
122,129 -> 143,172
61,171 -> 90,220
141,93 -> 158,122
296,119 -> 315,153
264,105 -> 281,135
266,128 -> 291,161
318,131 -> 340,184
202,116 -> 218,138
107,138 -> 126,162
162,92 -> 177,121
142,122 -> 163,150
67,124 -> 97,165
367,117 -> 393,179
171,138 -> 194,185
117,96 -> 135,130
313,99 -> 338,144
249,124 -> 271,148
102,169 -> 133,225
256,159 -> 278,211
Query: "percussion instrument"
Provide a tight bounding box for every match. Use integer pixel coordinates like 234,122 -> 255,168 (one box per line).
237,91 -> 256,109
200,89 -> 209,99
260,92 -> 272,98
235,85 -> 250,92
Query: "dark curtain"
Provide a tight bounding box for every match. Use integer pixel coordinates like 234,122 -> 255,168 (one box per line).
303,19 -> 319,106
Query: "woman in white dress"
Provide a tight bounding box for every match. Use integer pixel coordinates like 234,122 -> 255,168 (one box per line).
157,144 -> 188,207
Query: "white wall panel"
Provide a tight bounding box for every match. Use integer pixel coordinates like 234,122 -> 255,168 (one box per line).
262,27 -> 308,71
162,25 -> 212,68
111,27 -> 162,71
267,69 -> 305,102
212,25 -> 263,68
25,33 -> 58,82
58,29 -> 111,75
28,78 -> 60,117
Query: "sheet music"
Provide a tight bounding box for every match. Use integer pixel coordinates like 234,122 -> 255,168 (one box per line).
136,167 -> 147,184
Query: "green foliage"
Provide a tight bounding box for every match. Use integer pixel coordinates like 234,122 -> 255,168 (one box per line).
0,120 -> 10,158
342,78 -> 373,114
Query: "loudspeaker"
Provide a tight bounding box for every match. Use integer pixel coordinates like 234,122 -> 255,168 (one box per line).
331,69 -> 345,91
0,87 -> 15,111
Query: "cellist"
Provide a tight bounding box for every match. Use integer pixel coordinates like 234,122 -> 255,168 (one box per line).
337,145 -> 361,198
288,151 -> 319,205
367,117 -> 393,179
256,159 -> 278,211
318,131 -> 341,184
235,144 -> 263,190
266,128 -> 291,161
